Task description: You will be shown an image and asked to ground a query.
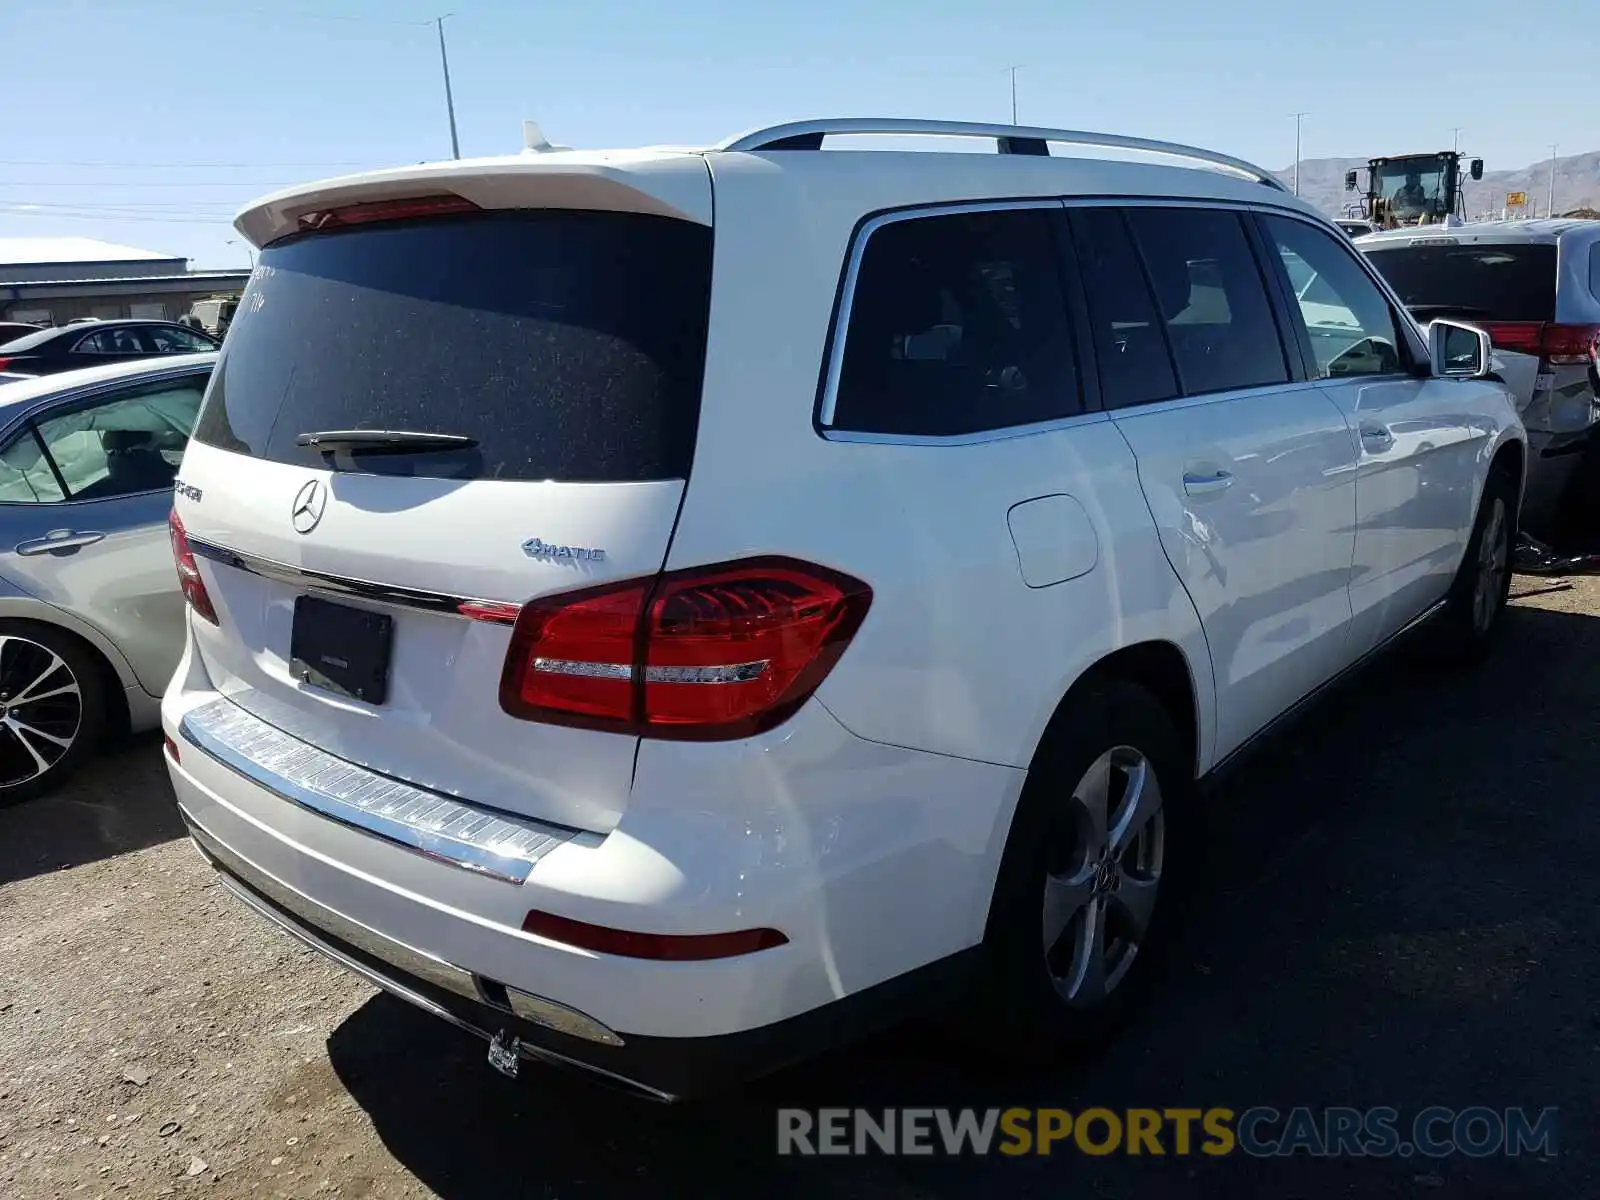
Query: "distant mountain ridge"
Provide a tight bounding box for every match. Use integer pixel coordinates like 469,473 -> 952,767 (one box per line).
1270,150 -> 1600,220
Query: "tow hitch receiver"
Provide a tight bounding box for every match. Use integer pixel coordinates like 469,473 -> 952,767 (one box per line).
487,1030 -> 521,1079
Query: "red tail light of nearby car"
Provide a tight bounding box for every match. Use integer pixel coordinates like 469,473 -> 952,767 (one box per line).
0,359 -> 11,372
499,557 -> 872,741
168,510 -> 218,625
1481,322 -> 1600,366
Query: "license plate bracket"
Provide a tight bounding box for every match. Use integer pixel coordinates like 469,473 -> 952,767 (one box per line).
290,595 -> 393,705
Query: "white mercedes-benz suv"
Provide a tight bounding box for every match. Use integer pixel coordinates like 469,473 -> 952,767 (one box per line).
162,118 -> 1524,1100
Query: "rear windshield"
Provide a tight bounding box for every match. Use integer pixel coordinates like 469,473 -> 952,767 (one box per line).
192,209 -> 713,481
1361,242 -> 1557,322
0,326 -> 65,353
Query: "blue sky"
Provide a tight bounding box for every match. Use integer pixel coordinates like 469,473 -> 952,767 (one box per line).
5,0 -> 1594,269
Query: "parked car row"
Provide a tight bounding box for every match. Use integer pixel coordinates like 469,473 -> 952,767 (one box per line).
0,319 -> 219,378
1356,219 -> 1600,536
0,119 -> 1577,1103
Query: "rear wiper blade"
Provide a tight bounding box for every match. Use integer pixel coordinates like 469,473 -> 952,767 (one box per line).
295,429 -> 478,454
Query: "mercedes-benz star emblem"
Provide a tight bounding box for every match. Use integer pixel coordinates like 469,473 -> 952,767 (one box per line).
290,479 -> 327,534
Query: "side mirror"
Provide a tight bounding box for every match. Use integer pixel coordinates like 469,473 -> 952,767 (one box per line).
1344,169 -> 1359,191
1470,158 -> 1484,181
1428,319 -> 1493,379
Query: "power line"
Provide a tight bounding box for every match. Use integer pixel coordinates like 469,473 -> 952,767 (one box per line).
0,210 -> 238,224
115,0 -> 432,27
0,159 -> 371,169
0,181 -> 308,189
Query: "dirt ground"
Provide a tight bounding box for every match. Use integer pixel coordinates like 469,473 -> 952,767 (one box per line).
2,574 -> 1598,1199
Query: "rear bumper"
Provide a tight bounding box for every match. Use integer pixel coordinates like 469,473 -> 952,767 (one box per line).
178,803 -> 977,1099
160,633 -> 1021,1097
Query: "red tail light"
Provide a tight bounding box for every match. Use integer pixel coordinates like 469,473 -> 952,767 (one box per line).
168,510 -> 218,625
1481,322 -> 1600,366
522,910 -> 788,961
0,358 -> 11,371
499,558 -> 872,740
295,193 -> 479,234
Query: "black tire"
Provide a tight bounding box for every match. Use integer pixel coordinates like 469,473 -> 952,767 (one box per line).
968,679 -> 1194,1062
0,620 -> 107,807
1423,467 -> 1516,664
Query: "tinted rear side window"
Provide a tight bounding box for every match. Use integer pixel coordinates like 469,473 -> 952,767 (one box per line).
1067,207 -> 1180,409
193,210 -> 713,482
831,207 -> 1082,436
1124,207 -> 1290,396
1362,243 -> 1557,322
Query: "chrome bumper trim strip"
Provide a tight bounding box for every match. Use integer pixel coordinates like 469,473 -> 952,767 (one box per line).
179,697 -> 575,884
185,536 -> 513,619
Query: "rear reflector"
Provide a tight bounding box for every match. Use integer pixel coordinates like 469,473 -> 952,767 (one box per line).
168,510 -> 218,625
295,193 -> 480,234
0,358 -> 11,371
1481,321 -> 1600,366
499,557 -> 871,740
522,910 -> 788,960
163,735 -> 180,763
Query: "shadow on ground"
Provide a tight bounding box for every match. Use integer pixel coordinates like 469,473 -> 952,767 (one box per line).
0,730 -> 181,888
327,600 -> 1599,1198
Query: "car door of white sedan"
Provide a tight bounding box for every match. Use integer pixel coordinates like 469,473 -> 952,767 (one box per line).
1257,214 -> 1485,654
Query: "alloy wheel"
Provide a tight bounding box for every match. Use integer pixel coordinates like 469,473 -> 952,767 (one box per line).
0,634 -> 82,788
1042,745 -> 1165,1008
1472,497 -> 1508,636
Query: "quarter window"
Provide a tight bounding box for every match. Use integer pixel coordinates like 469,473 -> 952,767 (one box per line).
0,437 -> 65,504
831,207 -> 1082,436
1123,207 -> 1290,396
1263,215 -> 1404,378
145,325 -> 215,353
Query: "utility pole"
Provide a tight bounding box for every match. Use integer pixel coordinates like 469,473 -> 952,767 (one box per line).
1004,66 -> 1020,124
436,14 -> 460,160
1547,143 -> 1558,218
1291,112 -> 1308,197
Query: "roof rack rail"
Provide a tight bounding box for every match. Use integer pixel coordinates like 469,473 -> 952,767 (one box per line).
714,118 -> 1289,192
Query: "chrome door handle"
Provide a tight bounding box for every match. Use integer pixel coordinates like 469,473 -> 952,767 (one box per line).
1182,470 -> 1234,496
16,529 -> 105,555
1360,425 -> 1396,451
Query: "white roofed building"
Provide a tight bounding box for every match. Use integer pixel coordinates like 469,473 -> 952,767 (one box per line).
0,238 -> 250,327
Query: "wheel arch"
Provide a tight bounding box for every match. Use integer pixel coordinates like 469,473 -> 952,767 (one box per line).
1489,435 -> 1526,518
1034,640 -> 1202,782
0,603 -> 136,738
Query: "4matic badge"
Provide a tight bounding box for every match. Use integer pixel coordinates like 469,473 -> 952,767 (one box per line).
522,537 -> 605,563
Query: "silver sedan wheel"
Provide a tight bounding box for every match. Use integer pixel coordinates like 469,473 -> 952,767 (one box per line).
1472,496 -> 1509,636
1042,745 -> 1165,1008
0,634 -> 82,788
